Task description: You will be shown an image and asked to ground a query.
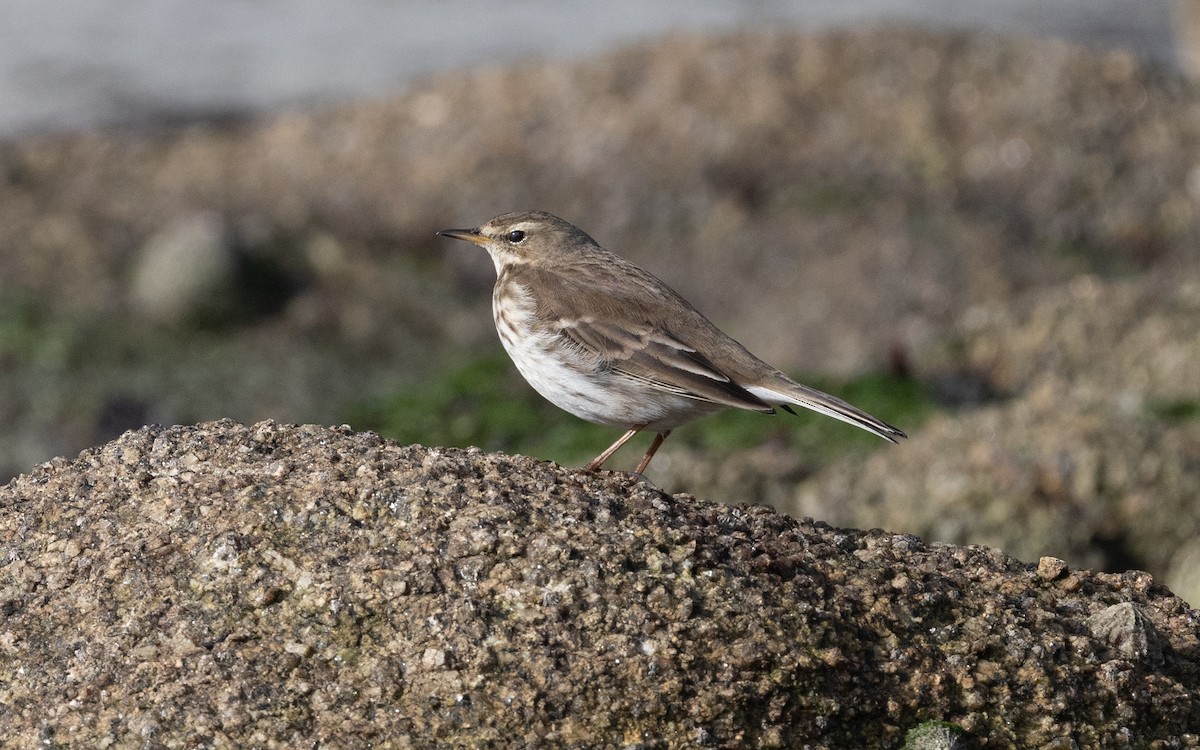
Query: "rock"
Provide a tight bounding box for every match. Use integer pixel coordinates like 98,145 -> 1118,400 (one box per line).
1036,556 -> 1070,581
917,272 -> 1200,409
903,721 -> 966,750
1087,602 -> 1165,666
1,420 -> 1197,747
1175,0 -> 1200,79
788,271 -> 1200,607
130,211 -> 237,324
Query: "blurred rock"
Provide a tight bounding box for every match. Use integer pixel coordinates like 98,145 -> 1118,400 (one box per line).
92,394 -> 152,445
1,420 -> 1197,747
915,272 -> 1200,408
130,211 -> 237,325
2,28 -> 1198,367
1175,0 -> 1200,78
780,271 -> 1200,606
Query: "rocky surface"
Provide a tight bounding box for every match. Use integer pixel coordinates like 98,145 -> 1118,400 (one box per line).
3,29 -> 1200,722
655,270 -> 1200,605
801,269 -> 1200,602
1,420 -> 1198,748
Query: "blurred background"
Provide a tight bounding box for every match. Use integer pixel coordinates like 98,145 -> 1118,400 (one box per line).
1,2 -> 1198,603
0,1 -> 1188,138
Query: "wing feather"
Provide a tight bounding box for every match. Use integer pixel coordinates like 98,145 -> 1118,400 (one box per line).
559,317 -> 775,413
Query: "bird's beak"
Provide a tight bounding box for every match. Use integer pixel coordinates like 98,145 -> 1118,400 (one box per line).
436,227 -> 488,246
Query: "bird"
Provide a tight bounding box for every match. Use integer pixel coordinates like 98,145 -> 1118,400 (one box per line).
438,210 -> 906,474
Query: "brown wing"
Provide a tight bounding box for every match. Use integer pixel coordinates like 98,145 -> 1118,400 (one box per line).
521,266 -> 776,414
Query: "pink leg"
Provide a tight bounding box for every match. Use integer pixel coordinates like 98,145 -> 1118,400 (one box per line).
585,425 -> 646,472
633,430 -> 672,475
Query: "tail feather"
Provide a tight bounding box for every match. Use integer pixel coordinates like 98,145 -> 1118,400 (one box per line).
745,381 -> 907,443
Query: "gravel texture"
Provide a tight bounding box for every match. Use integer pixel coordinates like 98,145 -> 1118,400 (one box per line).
2,420 -> 1197,748
656,271 -> 1200,605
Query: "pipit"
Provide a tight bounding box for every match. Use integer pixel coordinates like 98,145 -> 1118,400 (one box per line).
438,210 -> 906,474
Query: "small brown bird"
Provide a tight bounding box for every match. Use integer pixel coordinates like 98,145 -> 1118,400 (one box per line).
438,211 -> 906,474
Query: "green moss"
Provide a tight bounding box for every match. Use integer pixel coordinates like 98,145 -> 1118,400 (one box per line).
689,372 -> 932,462
785,183 -> 866,213
347,353 -> 935,468
0,293 -> 74,369
0,294 -> 130,401
345,354 -> 613,465
1148,398 -> 1200,423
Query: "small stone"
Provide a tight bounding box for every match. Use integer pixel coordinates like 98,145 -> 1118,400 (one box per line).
1037,556 -> 1069,581
421,647 -> 446,669
903,721 -> 966,750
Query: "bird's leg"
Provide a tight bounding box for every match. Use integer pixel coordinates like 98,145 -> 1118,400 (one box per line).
585,424 -> 646,472
633,430 -> 671,475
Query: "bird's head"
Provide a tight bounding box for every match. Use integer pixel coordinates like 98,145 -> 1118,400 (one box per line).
438,210 -> 600,272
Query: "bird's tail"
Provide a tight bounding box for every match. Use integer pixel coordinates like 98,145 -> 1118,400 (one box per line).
746,379 -> 908,443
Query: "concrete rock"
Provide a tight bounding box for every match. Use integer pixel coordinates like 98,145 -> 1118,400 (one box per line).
1,420 -> 1197,748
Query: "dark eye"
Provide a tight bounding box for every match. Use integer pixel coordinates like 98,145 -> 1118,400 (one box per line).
506,230 -> 526,244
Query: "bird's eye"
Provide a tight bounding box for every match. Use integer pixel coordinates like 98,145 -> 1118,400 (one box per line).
506,230 -> 526,244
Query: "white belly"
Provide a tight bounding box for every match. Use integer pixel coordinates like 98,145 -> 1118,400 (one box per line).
493,283 -> 717,430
